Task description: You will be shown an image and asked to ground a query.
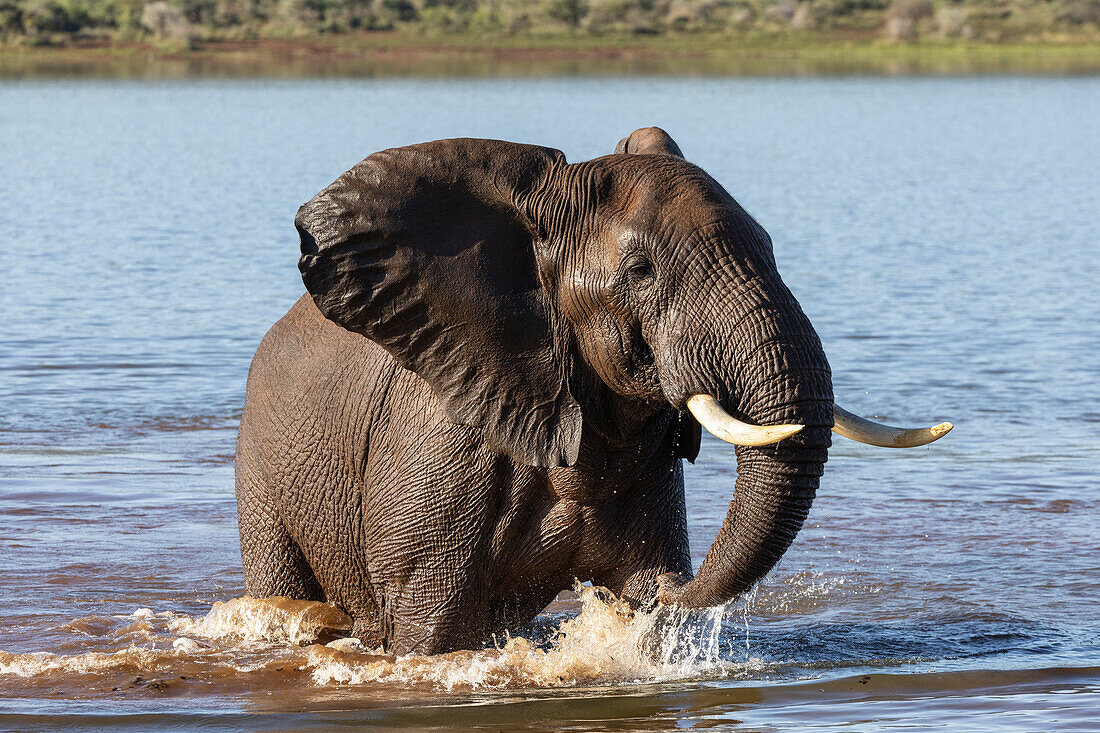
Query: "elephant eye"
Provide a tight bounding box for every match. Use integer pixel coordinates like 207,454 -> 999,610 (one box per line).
623,256 -> 654,287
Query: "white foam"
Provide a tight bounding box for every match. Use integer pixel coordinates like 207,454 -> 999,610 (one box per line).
1,588 -> 753,692
168,596 -> 352,646
325,637 -> 368,653
307,584 -> 744,691
0,647 -> 165,678
172,637 -> 210,654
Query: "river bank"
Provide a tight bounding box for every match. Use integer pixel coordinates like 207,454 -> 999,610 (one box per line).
3,32 -> 1099,78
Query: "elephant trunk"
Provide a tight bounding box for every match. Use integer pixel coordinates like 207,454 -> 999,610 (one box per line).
675,415 -> 831,606
663,276 -> 833,608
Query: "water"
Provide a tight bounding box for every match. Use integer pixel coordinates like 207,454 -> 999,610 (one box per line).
1,77 -> 1098,730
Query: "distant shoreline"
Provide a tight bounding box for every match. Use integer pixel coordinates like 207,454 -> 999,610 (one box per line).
3,32 -> 1099,78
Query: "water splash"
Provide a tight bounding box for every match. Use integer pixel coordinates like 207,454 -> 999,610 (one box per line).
167,596 -> 352,646
0,587 -> 751,693
310,584 -> 744,690
0,647 -> 169,679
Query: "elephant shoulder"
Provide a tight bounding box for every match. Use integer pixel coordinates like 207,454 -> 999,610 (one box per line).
245,294 -> 402,410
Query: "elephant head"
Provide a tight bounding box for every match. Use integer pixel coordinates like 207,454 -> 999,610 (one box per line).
295,129 -> 951,609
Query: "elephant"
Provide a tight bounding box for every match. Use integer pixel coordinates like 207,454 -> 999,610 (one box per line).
235,127 -> 951,655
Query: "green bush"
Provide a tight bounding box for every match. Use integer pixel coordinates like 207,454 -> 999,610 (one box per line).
1057,0 -> 1100,23
0,0 -> 1096,44
0,0 -> 23,34
141,0 -> 192,40
22,0 -> 83,33
545,0 -> 587,28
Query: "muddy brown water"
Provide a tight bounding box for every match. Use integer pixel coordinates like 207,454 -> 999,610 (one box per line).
1,77 -> 1098,730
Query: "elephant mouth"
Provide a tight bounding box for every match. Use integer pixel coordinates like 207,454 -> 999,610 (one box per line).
685,393 -> 952,449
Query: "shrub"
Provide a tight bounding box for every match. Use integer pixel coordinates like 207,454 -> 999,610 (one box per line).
545,0 -> 588,28
466,4 -> 501,31
886,0 -> 931,23
763,0 -> 797,24
584,0 -> 660,33
22,0 -> 83,33
935,4 -> 970,37
883,0 -> 931,39
666,0 -> 729,30
0,0 -> 23,34
141,0 -> 192,41
275,0 -> 320,28
791,0 -> 838,29
374,0 -> 417,26
1057,0 -> 1100,24
829,0 -> 888,13
0,0 -> 1097,45
727,3 -> 756,27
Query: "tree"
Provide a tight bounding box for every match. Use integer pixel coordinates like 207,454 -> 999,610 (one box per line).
545,0 -> 587,28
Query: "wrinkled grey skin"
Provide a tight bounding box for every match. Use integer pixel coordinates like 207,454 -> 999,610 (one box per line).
236,127 -> 832,655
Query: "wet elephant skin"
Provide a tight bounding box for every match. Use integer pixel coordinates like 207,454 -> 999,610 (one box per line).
235,127 -> 833,654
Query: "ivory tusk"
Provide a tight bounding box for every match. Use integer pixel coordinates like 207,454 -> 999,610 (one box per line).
832,405 -> 953,448
686,395 -> 804,447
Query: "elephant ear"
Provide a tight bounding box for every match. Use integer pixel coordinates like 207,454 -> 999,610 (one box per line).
296,138 -> 582,468
614,126 -> 685,158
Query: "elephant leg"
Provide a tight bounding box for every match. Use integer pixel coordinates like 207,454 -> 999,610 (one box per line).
236,464 -> 324,602
486,583 -> 566,640
608,565 -> 688,610
239,510 -> 324,602
594,468 -> 692,610
381,570 -> 494,655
